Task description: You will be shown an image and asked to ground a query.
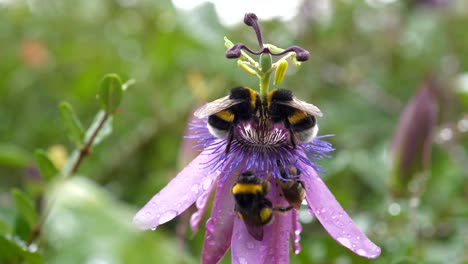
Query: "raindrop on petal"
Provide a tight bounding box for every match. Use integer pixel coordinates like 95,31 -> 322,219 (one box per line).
158,210 -> 178,225
337,237 -> 351,248
238,257 -> 248,264
191,183 -> 200,193
202,178 -> 213,190
356,249 -> 367,256
246,242 -> 255,249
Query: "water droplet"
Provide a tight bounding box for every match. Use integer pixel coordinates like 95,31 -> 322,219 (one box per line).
337,237 -> 351,248
151,227 -> 156,231
202,178 -> 213,190
294,230 -> 301,235
356,236 -> 361,240
246,242 -> 255,249
191,184 -> 199,193
158,210 -> 178,224
182,195 -> 189,201
320,209 -> 326,213
238,257 -> 247,264
356,249 -> 367,256
294,249 -> 300,254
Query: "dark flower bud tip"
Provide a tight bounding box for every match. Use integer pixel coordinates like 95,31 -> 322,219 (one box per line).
295,49 -> 310,61
283,46 -> 309,61
244,13 -> 258,26
226,44 -> 243,59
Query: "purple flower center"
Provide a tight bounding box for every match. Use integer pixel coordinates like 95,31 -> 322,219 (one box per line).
190,119 -> 333,182
234,121 -> 290,152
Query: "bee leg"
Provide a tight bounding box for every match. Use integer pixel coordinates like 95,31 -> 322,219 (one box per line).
273,205 -> 294,212
225,127 -> 234,154
288,129 -> 298,148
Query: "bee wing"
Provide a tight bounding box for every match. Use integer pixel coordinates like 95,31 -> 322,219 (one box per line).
193,96 -> 242,118
278,97 -> 323,117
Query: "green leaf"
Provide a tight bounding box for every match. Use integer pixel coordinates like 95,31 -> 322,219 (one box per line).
0,143 -> 30,168
0,234 -> 44,264
0,218 -> 12,235
0,234 -> 23,262
84,110 -> 113,147
59,101 -> 85,146
34,149 -> 59,181
99,73 -> 123,114
11,189 -> 38,229
45,177 -> 196,264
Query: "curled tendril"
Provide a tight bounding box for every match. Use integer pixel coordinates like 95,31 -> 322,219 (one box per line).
225,13 -> 310,62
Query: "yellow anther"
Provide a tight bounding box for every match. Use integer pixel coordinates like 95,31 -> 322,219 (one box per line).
238,60 -> 257,76
274,59 -> 289,85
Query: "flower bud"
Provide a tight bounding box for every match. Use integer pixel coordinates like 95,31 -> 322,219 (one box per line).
389,82 -> 438,197
274,60 -> 288,85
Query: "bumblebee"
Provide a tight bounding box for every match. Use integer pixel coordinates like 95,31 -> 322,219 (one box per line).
266,89 -> 322,147
195,87 -> 322,151
194,86 -> 260,153
277,163 -> 306,210
232,171 -> 292,241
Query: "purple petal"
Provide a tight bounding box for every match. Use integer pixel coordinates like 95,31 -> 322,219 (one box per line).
300,164 -> 381,258
231,183 -> 292,264
201,163 -> 238,264
133,151 -> 219,230
190,180 -> 215,233
179,110 -> 204,167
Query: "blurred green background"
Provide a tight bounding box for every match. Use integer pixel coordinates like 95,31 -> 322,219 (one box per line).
1,0 -> 467,263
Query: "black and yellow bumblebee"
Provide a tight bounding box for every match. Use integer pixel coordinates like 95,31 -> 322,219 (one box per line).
277,163 -> 306,210
266,89 -> 322,148
194,86 -> 260,153
231,171 -> 292,241
194,87 -> 322,152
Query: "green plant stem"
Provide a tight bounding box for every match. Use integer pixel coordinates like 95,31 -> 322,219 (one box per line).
26,111 -> 110,246
67,112 -> 109,178
259,71 -> 272,101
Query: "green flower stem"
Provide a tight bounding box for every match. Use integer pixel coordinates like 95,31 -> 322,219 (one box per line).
259,70 -> 272,101
67,112 -> 109,178
26,111 -> 111,246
